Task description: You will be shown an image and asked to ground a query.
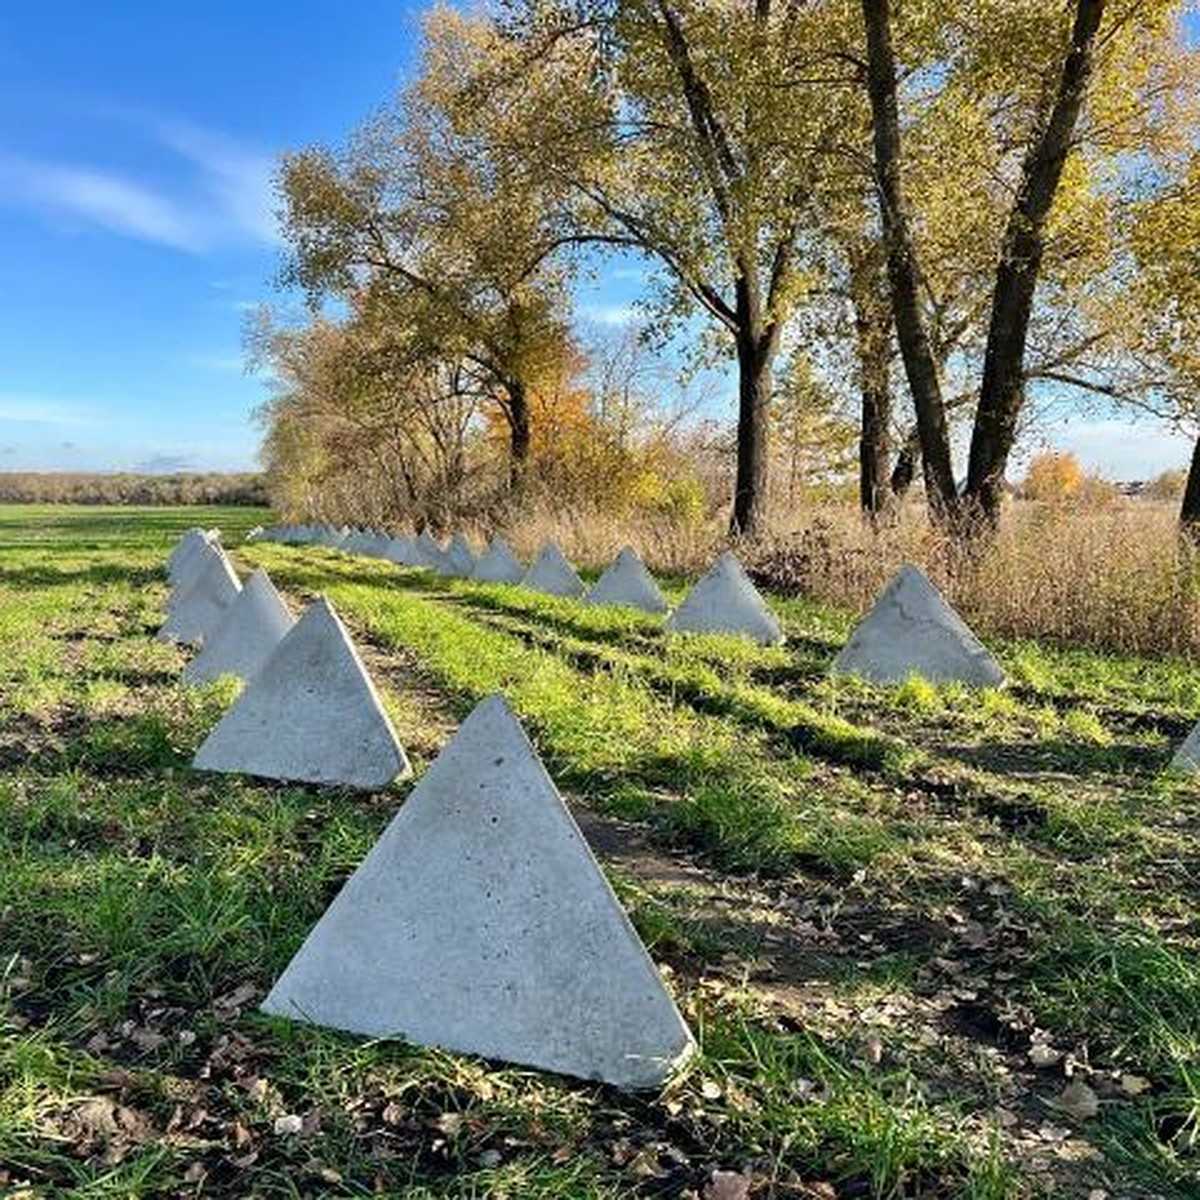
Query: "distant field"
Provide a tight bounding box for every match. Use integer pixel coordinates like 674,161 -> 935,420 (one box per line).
0,503 -> 271,549
0,505 -> 1197,1198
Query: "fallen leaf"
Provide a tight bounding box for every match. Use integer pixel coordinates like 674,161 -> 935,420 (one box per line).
435,1112 -> 464,1137
1029,1043 -> 1061,1068
703,1170 -> 751,1200
130,1028 -> 167,1052
1059,1081 -> 1100,1121
274,1114 -> 303,1136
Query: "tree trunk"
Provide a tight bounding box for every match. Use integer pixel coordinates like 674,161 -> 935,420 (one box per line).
859,380 -> 892,518
861,0 -> 960,526
731,328 -> 774,537
1181,434 -> 1200,542
850,259 -> 893,517
504,379 -> 531,491
890,427 -> 920,497
964,0 -> 1106,527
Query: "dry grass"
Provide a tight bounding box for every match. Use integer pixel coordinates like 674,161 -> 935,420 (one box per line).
496,497 -> 1200,658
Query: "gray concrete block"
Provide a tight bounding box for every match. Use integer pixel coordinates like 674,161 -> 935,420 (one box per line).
168,531 -> 215,585
665,551 -> 782,644
415,531 -> 449,571
521,542 -> 585,598
158,550 -> 242,645
168,528 -> 207,574
192,597 -> 410,789
1172,723 -> 1200,773
830,565 -> 1005,687
472,537 -> 524,584
441,533 -> 477,578
168,544 -> 229,609
585,547 -> 668,614
184,568 -> 295,685
384,536 -> 419,566
261,694 -> 695,1088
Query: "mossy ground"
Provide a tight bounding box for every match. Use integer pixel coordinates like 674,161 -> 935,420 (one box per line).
1,505 -> 1197,1198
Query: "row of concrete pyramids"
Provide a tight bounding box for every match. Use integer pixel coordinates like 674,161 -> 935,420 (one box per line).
257,523 -> 788,646
248,523 -> 1200,772
158,527 -> 695,1088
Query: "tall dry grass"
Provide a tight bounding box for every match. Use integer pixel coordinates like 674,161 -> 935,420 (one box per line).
497,498 -> 1200,659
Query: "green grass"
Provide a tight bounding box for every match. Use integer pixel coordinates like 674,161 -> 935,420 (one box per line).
1,504 -> 1198,1197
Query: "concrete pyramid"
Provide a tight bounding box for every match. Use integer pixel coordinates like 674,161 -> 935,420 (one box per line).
169,531 -> 214,585
384,536 -> 418,566
414,531 -> 448,571
260,694 -> 695,1088
159,551 -> 242,645
472,537 -> 524,585
830,565 -> 1004,687
665,551 -> 782,645
168,528 -> 207,572
183,568 -> 295,685
439,533 -> 476,578
1171,723 -> 1200,774
192,597 -> 409,789
521,542 -> 585,599
168,543 -> 228,608
585,547 -> 669,614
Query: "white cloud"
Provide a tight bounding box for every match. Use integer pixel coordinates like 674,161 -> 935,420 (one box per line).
0,155 -> 203,251
151,119 -> 277,245
0,113 -> 277,253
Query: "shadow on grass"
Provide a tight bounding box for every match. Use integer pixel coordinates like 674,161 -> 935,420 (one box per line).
938,738 -> 1167,781
0,562 -> 164,589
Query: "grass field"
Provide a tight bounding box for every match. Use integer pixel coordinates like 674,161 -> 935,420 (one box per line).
1,504 -> 1198,1199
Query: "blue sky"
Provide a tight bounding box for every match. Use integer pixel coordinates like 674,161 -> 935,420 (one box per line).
0,3 -> 1193,480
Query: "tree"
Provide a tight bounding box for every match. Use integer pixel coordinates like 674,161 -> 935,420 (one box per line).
449,0 -> 847,536
1022,451 -> 1084,502
858,0 -> 1192,531
276,9 -> 579,490
1123,152 -> 1200,535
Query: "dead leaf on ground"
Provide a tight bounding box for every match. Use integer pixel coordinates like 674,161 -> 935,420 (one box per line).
1058,1081 -> 1100,1121
703,1169 -> 751,1200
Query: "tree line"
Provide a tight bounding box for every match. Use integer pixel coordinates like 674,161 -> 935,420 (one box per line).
0,472 -> 268,507
258,0 -> 1200,539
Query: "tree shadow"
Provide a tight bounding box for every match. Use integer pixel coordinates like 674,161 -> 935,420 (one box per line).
0,562 -> 164,589
936,738 -> 1166,781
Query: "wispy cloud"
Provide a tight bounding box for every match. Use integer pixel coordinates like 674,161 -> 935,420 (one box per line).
0,155 -> 204,251
152,119 -> 277,245
0,112 -> 277,253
